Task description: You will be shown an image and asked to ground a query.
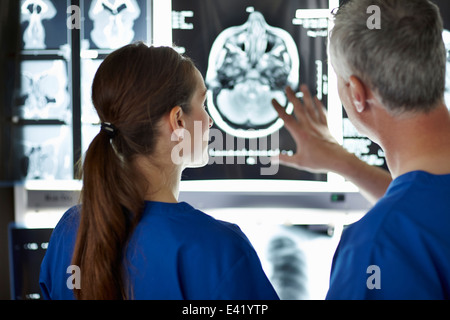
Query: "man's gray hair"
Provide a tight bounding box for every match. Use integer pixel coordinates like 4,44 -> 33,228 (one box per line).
329,0 -> 446,114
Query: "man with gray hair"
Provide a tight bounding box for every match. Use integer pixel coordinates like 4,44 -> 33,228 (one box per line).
272,0 -> 450,299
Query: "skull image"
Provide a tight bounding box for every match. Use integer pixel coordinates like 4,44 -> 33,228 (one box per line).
206,11 -> 299,138
21,60 -> 70,120
89,0 -> 140,49
21,0 -> 57,49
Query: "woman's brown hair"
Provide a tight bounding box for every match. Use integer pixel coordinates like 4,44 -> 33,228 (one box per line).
72,42 -> 197,299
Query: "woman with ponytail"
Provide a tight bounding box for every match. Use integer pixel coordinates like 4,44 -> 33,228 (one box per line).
39,42 -> 278,300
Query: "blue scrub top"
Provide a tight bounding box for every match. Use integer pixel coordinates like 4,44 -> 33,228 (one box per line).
326,171 -> 450,300
39,201 -> 279,300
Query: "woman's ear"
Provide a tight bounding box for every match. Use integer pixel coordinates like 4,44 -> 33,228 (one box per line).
169,106 -> 186,134
349,76 -> 367,113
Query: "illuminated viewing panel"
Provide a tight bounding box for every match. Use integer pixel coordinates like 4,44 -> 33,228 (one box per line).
14,0 -> 151,181
171,0 -> 338,187
10,0 -> 450,187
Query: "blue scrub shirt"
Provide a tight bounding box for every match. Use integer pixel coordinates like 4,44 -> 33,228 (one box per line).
39,201 -> 279,300
327,171 -> 450,300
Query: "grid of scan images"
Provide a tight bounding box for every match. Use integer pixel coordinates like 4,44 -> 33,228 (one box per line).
14,0 -> 151,180
13,0 -> 450,182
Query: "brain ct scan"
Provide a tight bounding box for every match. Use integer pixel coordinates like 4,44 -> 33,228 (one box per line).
88,0 -> 141,49
206,11 -> 299,138
172,0 -> 330,182
21,0 -> 57,49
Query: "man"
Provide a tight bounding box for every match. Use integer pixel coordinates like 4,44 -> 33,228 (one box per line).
272,0 -> 450,299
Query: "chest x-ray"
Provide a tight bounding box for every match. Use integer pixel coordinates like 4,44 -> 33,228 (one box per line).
21,0 -> 57,49
89,0 -> 141,49
238,223 -> 338,299
443,29 -> 450,110
206,11 -> 299,138
19,60 -> 70,121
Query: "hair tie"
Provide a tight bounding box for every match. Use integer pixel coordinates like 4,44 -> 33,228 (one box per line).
101,122 -> 118,138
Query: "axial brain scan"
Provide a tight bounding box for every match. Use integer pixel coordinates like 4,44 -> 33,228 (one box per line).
206,11 -> 299,138
89,0 -> 140,49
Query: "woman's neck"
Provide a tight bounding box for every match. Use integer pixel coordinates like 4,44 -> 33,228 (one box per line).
133,155 -> 182,203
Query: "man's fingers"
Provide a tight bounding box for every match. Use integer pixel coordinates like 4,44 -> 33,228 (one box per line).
314,96 -> 328,125
285,86 -> 309,125
275,153 -> 296,166
271,98 -> 296,129
300,85 -> 328,124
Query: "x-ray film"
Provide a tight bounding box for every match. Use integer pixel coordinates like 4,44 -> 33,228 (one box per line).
433,0 -> 450,109
206,11 -> 299,138
81,58 -> 103,124
14,125 -> 73,180
239,223 -> 337,299
83,0 -> 148,50
443,29 -> 450,110
82,123 -> 102,157
18,60 -> 70,121
342,114 -> 387,169
173,0 -> 330,182
20,0 -> 68,50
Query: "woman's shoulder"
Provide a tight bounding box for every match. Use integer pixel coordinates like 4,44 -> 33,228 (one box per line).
141,201 -> 254,252
177,202 -> 250,241
51,205 -> 81,239
59,205 -> 80,225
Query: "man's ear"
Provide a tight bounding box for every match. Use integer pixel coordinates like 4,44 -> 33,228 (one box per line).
169,106 -> 186,134
349,76 -> 367,113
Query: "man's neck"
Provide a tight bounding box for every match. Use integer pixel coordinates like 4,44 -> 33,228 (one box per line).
380,104 -> 450,179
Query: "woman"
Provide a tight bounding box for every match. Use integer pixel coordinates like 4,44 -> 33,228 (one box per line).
39,42 -> 279,300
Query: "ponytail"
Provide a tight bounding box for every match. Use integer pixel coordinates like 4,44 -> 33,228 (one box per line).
72,130 -> 144,300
